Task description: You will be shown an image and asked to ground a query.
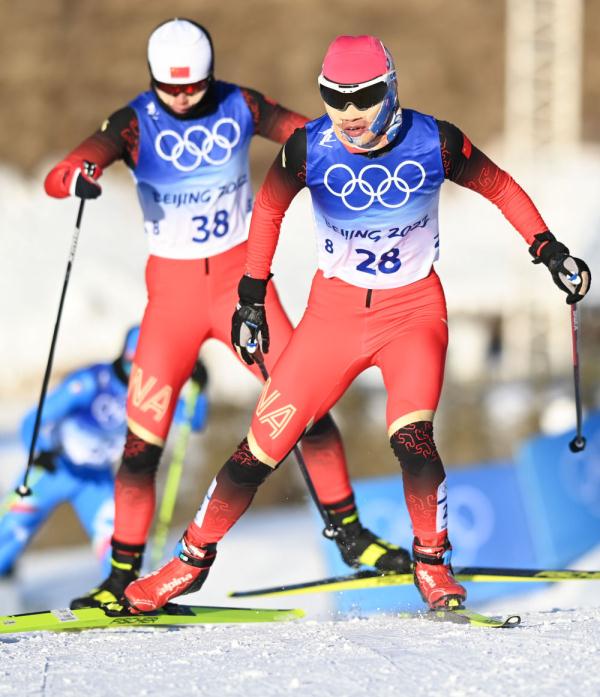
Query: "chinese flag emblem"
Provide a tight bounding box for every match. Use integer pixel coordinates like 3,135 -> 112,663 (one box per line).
170,66 -> 190,78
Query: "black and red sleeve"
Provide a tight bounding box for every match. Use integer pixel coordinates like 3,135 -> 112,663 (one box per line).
240,86 -> 308,145
44,107 -> 139,198
246,127 -> 307,279
437,120 -> 548,245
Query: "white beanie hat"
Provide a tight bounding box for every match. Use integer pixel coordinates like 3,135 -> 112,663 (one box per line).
148,19 -> 213,84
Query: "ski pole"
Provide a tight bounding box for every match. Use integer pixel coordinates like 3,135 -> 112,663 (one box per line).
17,198 -> 87,497
150,379 -> 202,566
249,348 -> 338,539
568,303 -> 586,453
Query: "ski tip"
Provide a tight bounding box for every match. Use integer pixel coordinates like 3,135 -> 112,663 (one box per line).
450,609 -> 522,628
502,614 -> 521,628
404,606 -> 523,628
445,601 -> 521,628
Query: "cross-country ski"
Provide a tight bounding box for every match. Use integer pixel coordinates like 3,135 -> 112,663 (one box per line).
0,603 -> 303,635
230,566 -> 600,598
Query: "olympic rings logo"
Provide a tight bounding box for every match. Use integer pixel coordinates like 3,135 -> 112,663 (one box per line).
323,160 -> 426,211
155,118 -> 241,172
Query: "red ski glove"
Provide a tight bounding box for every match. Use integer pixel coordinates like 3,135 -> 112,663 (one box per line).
44,159 -> 103,199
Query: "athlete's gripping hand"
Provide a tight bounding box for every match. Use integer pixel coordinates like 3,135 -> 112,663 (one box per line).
32,450 -> 57,472
70,161 -> 102,199
529,232 -> 591,304
231,275 -> 270,365
44,159 -> 103,199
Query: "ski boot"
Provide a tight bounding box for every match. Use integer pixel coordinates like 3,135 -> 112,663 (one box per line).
124,539 -> 217,613
412,537 -> 466,609
69,541 -> 144,610
327,498 -> 411,573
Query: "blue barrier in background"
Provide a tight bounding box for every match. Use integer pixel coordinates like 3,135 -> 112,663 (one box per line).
516,410 -> 600,567
318,411 -> 600,613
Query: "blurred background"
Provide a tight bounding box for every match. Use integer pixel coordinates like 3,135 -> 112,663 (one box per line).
0,0 -> 598,570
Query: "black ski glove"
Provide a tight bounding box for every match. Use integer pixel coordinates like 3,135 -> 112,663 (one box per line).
33,451 -> 57,473
529,232 -> 591,305
70,161 -> 102,199
231,275 -> 270,365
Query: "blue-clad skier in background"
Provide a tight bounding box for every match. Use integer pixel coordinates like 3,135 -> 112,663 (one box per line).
0,327 -> 208,577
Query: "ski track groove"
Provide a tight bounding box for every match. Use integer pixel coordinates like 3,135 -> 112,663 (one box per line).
1,610 -> 600,696
39,656 -> 49,696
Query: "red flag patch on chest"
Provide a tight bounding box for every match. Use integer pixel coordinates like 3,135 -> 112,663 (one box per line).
170,66 -> 190,79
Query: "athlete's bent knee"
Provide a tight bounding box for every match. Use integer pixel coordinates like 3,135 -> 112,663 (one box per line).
225,438 -> 274,487
390,421 -> 441,475
120,429 -> 163,478
304,413 -> 338,440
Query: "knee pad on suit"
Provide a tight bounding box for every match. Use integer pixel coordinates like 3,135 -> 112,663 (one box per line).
120,429 -> 163,477
225,438 -> 273,487
304,413 -> 337,440
390,421 -> 441,475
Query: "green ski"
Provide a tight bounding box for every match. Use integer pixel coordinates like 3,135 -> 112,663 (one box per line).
230,566 -> 600,598
0,603 -> 304,635
400,607 -> 521,628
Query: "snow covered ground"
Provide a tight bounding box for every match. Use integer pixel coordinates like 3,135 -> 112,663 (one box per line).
4,608 -> 600,697
1,506 -> 600,697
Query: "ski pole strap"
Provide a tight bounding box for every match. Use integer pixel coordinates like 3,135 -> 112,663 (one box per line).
528,231 -> 569,265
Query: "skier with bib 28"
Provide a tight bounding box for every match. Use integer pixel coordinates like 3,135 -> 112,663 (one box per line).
44,22 -> 410,609
123,34 -> 591,613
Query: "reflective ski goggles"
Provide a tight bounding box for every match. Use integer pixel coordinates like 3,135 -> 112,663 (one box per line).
318,72 -> 393,111
153,77 -> 210,96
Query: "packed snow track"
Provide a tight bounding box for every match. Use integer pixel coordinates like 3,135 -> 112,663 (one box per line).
2,607 -> 600,696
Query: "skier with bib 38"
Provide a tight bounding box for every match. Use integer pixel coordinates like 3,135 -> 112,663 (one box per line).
45,22 -> 410,609
123,34 -> 591,613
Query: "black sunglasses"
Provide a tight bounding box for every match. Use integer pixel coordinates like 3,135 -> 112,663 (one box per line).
319,81 -> 388,111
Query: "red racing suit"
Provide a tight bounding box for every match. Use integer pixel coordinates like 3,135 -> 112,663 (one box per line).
229,109 -> 550,546
44,84 -> 353,546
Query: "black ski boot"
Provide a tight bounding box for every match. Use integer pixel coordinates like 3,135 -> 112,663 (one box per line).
70,540 -> 144,610
326,495 -> 412,573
